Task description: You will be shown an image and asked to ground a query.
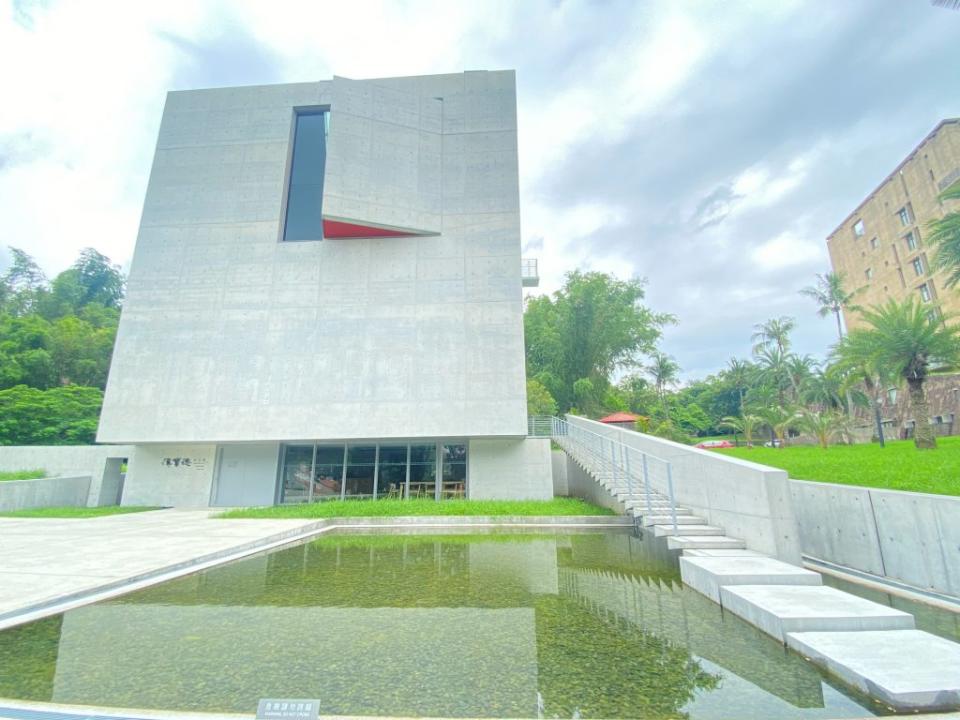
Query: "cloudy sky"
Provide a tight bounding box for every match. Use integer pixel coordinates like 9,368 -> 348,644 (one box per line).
1,0 -> 957,379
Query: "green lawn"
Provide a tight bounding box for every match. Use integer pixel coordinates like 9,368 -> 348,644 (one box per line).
0,506 -> 162,519
219,497 -> 613,519
717,435 -> 960,496
0,469 -> 46,482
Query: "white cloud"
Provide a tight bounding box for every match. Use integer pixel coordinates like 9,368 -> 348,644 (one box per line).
750,230 -> 825,271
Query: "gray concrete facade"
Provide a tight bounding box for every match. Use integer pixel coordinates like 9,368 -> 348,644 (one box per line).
97,71 -> 527,445
0,476 -> 91,513
91,71 -> 541,506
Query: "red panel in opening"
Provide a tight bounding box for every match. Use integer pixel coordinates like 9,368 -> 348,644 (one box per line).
322,219 -> 419,238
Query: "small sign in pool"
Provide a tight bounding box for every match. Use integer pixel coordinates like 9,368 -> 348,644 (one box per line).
256,699 -> 320,720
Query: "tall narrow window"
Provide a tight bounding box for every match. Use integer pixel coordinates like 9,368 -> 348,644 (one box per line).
919,283 -> 932,302
853,219 -> 865,238
283,110 -> 328,241
898,206 -> 912,227
912,257 -> 924,276
905,231 -> 917,251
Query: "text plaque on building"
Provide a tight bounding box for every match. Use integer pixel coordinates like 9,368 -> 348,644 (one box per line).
256,699 -> 320,720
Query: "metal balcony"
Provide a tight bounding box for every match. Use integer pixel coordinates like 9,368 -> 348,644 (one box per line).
521,258 -> 539,287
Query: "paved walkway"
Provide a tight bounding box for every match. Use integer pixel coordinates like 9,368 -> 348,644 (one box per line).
0,509 -> 324,627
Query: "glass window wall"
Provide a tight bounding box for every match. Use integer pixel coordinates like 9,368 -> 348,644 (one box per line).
279,440 -> 467,504
282,110 -> 328,242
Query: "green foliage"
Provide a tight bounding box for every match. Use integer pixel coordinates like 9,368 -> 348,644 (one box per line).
525,379 -> 557,416
795,408 -> 852,449
0,469 -> 46,481
718,437 -> 960,496
799,271 -> 861,339
927,180 -> 960,289
0,246 -> 124,446
218,497 -> 614,519
524,271 -> 672,413
649,419 -> 694,445
0,385 -> 104,445
719,414 -> 763,446
835,298 -> 960,449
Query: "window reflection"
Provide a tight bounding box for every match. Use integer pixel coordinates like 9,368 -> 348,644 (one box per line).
312,446 -> 344,500
377,445 -> 408,499
408,444 -> 437,500
441,444 -> 467,500
281,445 -> 313,503
283,110 -> 327,242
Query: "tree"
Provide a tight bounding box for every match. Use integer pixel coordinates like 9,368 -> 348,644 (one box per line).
524,271 -> 673,413
1,248 -> 47,316
799,272 -> 861,340
725,357 -> 752,413
646,351 -> 680,412
836,298 -> 960,449
751,316 -> 795,355
927,180 -> 960,288
719,414 -> 763,447
759,405 -> 799,447
797,408 -> 852,449
526,379 -> 557,417
0,385 -> 103,444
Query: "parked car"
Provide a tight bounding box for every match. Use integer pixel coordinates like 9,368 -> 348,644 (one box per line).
694,439 -> 734,449
763,439 -> 782,448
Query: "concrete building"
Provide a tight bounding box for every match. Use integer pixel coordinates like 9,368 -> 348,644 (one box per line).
826,118 -> 960,331
94,71 -> 551,507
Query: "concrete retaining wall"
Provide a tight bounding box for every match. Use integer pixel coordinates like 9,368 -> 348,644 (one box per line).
551,450 -> 568,496
790,480 -> 960,598
564,416 -> 803,563
0,475 -> 92,512
0,445 -> 134,506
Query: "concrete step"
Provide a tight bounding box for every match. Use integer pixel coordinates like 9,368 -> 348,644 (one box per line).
641,514 -> 705,527
719,585 -> 915,642
668,536 -> 746,551
679,555 -> 822,603
682,549 -> 767,557
785,630 -> 960,712
654,524 -> 724,537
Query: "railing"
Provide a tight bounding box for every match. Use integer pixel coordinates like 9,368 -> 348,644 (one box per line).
530,415 -> 678,532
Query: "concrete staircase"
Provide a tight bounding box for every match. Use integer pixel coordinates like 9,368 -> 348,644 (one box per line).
555,433 -> 747,551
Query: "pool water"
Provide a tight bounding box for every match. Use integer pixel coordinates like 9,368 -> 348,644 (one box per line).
0,530 -> 891,719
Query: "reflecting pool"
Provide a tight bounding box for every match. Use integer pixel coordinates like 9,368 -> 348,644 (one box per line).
0,530 -> 890,718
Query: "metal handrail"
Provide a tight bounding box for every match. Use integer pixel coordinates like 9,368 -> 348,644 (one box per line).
531,415 -> 678,532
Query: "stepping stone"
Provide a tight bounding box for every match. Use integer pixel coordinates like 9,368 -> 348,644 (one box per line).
720,585 -> 915,642
680,555 -> 822,603
682,549 -> 767,557
786,630 -> 960,712
641,514 -> 704,527
654,524 -> 724,537
667,535 -> 745,550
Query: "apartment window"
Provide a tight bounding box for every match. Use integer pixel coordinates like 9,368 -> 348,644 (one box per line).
282,109 -> 329,242
897,206 -> 912,226
870,237 -> 879,250
864,268 -> 873,280
919,282 -> 932,302
905,231 -> 917,251
853,219 -> 865,237
912,257 -> 924,276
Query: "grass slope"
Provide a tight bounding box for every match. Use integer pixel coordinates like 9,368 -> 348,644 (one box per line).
219,497 -> 613,519
717,435 -> 960,496
0,506 -> 161,518
0,469 -> 46,482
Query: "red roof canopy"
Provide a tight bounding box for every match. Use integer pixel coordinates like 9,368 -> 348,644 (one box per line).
598,412 -> 639,424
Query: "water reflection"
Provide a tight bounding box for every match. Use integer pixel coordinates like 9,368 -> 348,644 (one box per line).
0,531 -> 885,718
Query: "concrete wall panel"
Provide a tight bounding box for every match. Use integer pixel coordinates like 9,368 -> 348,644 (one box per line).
0,445 -> 134,507
0,475 -> 91,512
468,438 -> 552,500
123,444 -> 217,507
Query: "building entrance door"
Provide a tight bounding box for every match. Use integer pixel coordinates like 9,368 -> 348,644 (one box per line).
212,445 -> 279,506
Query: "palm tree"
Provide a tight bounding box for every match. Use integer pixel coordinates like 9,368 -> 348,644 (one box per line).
719,414 -> 763,447
797,408 -> 852,449
753,346 -> 791,406
799,272 -> 861,340
751,316 -> 795,355
836,298 -> 960,449
759,405 -> 799,448
803,366 -> 845,412
830,345 -> 896,448
785,353 -> 817,402
646,351 -> 680,412
725,357 -> 753,413
927,180 -> 960,289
